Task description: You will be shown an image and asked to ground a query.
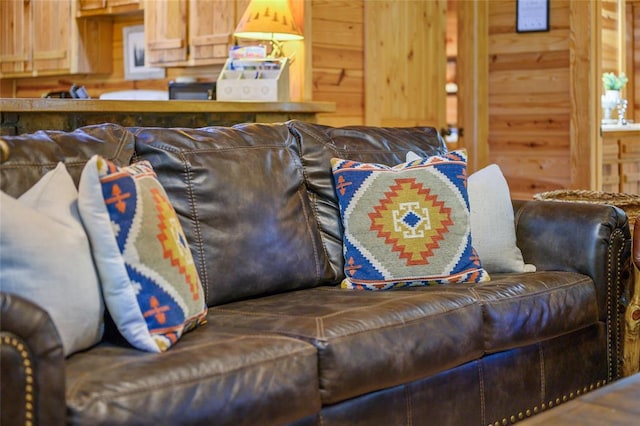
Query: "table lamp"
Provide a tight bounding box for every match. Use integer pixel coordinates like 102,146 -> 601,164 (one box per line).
233,0 -> 303,58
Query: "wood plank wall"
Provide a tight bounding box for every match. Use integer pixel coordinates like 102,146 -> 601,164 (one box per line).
487,0 -> 573,199
603,0 -> 621,74
310,0 -> 457,128
364,0 -> 447,129
311,0 -> 365,126
628,0 -> 640,121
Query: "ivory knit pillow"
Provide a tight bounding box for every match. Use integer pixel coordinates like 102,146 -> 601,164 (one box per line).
0,163 -> 104,356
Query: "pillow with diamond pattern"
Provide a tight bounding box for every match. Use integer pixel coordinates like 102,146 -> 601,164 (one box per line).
78,155 -> 207,352
331,150 -> 489,290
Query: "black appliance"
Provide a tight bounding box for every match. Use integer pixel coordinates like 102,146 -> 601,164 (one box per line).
168,81 -> 216,100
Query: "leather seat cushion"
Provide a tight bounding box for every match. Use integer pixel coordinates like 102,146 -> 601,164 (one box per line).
484,271 -> 599,351
64,327 -> 320,426
210,287 -> 484,404
210,271 -> 598,405
443,271 -> 600,353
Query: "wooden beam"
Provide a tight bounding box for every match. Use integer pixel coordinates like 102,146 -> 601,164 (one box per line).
569,0 -> 600,190
457,0 -> 489,172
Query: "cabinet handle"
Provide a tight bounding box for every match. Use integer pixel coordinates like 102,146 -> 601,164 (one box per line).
0,54 -> 29,62
148,39 -> 184,50
33,50 -> 67,60
623,172 -> 640,183
191,34 -> 231,46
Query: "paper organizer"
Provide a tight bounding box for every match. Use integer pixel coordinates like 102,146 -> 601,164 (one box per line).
217,58 -> 289,102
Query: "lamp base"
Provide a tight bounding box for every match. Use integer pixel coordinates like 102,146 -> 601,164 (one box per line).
267,39 -> 285,58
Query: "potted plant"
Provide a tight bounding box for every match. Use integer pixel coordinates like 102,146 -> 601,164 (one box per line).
601,72 -> 628,123
602,72 -> 628,91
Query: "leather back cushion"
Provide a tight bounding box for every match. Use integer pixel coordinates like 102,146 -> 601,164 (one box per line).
287,121 -> 448,282
1,121 -> 447,307
132,123 -> 335,306
0,124 -> 134,198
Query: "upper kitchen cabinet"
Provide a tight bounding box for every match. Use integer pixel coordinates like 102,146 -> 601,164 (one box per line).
0,0 -> 112,78
145,0 -> 243,67
77,0 -> 142,17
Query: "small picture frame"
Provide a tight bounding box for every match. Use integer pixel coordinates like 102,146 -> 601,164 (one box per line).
516,0 -> 550,33
123,25 -> 166,81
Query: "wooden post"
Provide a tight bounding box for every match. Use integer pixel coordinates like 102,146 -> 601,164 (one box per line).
623,259 -> 640,376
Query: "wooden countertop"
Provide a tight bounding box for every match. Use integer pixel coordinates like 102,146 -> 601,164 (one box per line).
0,98 -> 336,114
601,123 -> 640,134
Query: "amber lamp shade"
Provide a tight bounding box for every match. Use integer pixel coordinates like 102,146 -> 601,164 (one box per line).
233,0 -> 303,57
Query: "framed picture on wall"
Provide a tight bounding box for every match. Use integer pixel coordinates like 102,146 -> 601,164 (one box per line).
123,25 -> 166,80
516,0 -> 550,33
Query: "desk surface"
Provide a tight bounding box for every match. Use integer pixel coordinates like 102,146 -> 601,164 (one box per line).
601,122 -> 640,135
0,98 -> 336,135
0,98 -> 336,114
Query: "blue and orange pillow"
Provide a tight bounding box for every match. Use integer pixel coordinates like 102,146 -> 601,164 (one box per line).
79,156 -> 207,352
331,150 -> 489,290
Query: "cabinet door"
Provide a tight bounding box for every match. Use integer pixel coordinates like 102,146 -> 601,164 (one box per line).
188,0 -> 236,64
109,0 -> 140,6
79,0 -> 107,11
145,0 -> 188,66
602,134 -> 621,192
620,135 -> 640,194
31,0 -> 72,73
0,0 -> 32,76
78,0 -> 140,15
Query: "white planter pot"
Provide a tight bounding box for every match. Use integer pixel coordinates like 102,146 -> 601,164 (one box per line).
602,90 -> 621,123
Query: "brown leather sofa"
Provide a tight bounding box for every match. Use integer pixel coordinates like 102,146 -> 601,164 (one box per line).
0,121 -> 633,426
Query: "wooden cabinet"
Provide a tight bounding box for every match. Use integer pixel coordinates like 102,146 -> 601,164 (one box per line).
0,0 -> 112,78
620,134 -> 640,194
145,0 -> 244,67
0,0 -> 31,76
77,0 -> 141,17
602,134 -> 621,192
602,126 -> 640,194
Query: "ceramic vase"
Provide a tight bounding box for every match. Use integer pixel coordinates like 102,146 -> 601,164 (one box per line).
602,90 -> 620,124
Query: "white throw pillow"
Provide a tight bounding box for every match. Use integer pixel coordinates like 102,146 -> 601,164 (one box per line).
0,163 -> 104,356
468,164 -> 535,273
407,152 -> 534,273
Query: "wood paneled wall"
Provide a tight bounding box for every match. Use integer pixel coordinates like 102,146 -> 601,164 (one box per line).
602,0 -> 621,74
627,0 -> 640,122
487,0 -> 574,199
364,0 -> 447,128
311,0 -> 365,126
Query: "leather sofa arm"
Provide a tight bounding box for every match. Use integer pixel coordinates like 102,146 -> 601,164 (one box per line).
1,293 -> 66,426
513,199 -> 632,379
513,200 -> 632,319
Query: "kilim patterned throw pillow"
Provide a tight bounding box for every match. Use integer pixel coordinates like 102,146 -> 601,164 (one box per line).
79,155 -> 207,352
331,150 -> 489,290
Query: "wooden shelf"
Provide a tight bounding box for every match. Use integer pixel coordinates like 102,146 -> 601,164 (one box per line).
0,98 -> 336,114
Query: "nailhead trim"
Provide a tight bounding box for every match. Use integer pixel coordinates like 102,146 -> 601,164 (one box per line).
607,228 -> 626,381
486,380 -> 607,425
1,334 -> 34,426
